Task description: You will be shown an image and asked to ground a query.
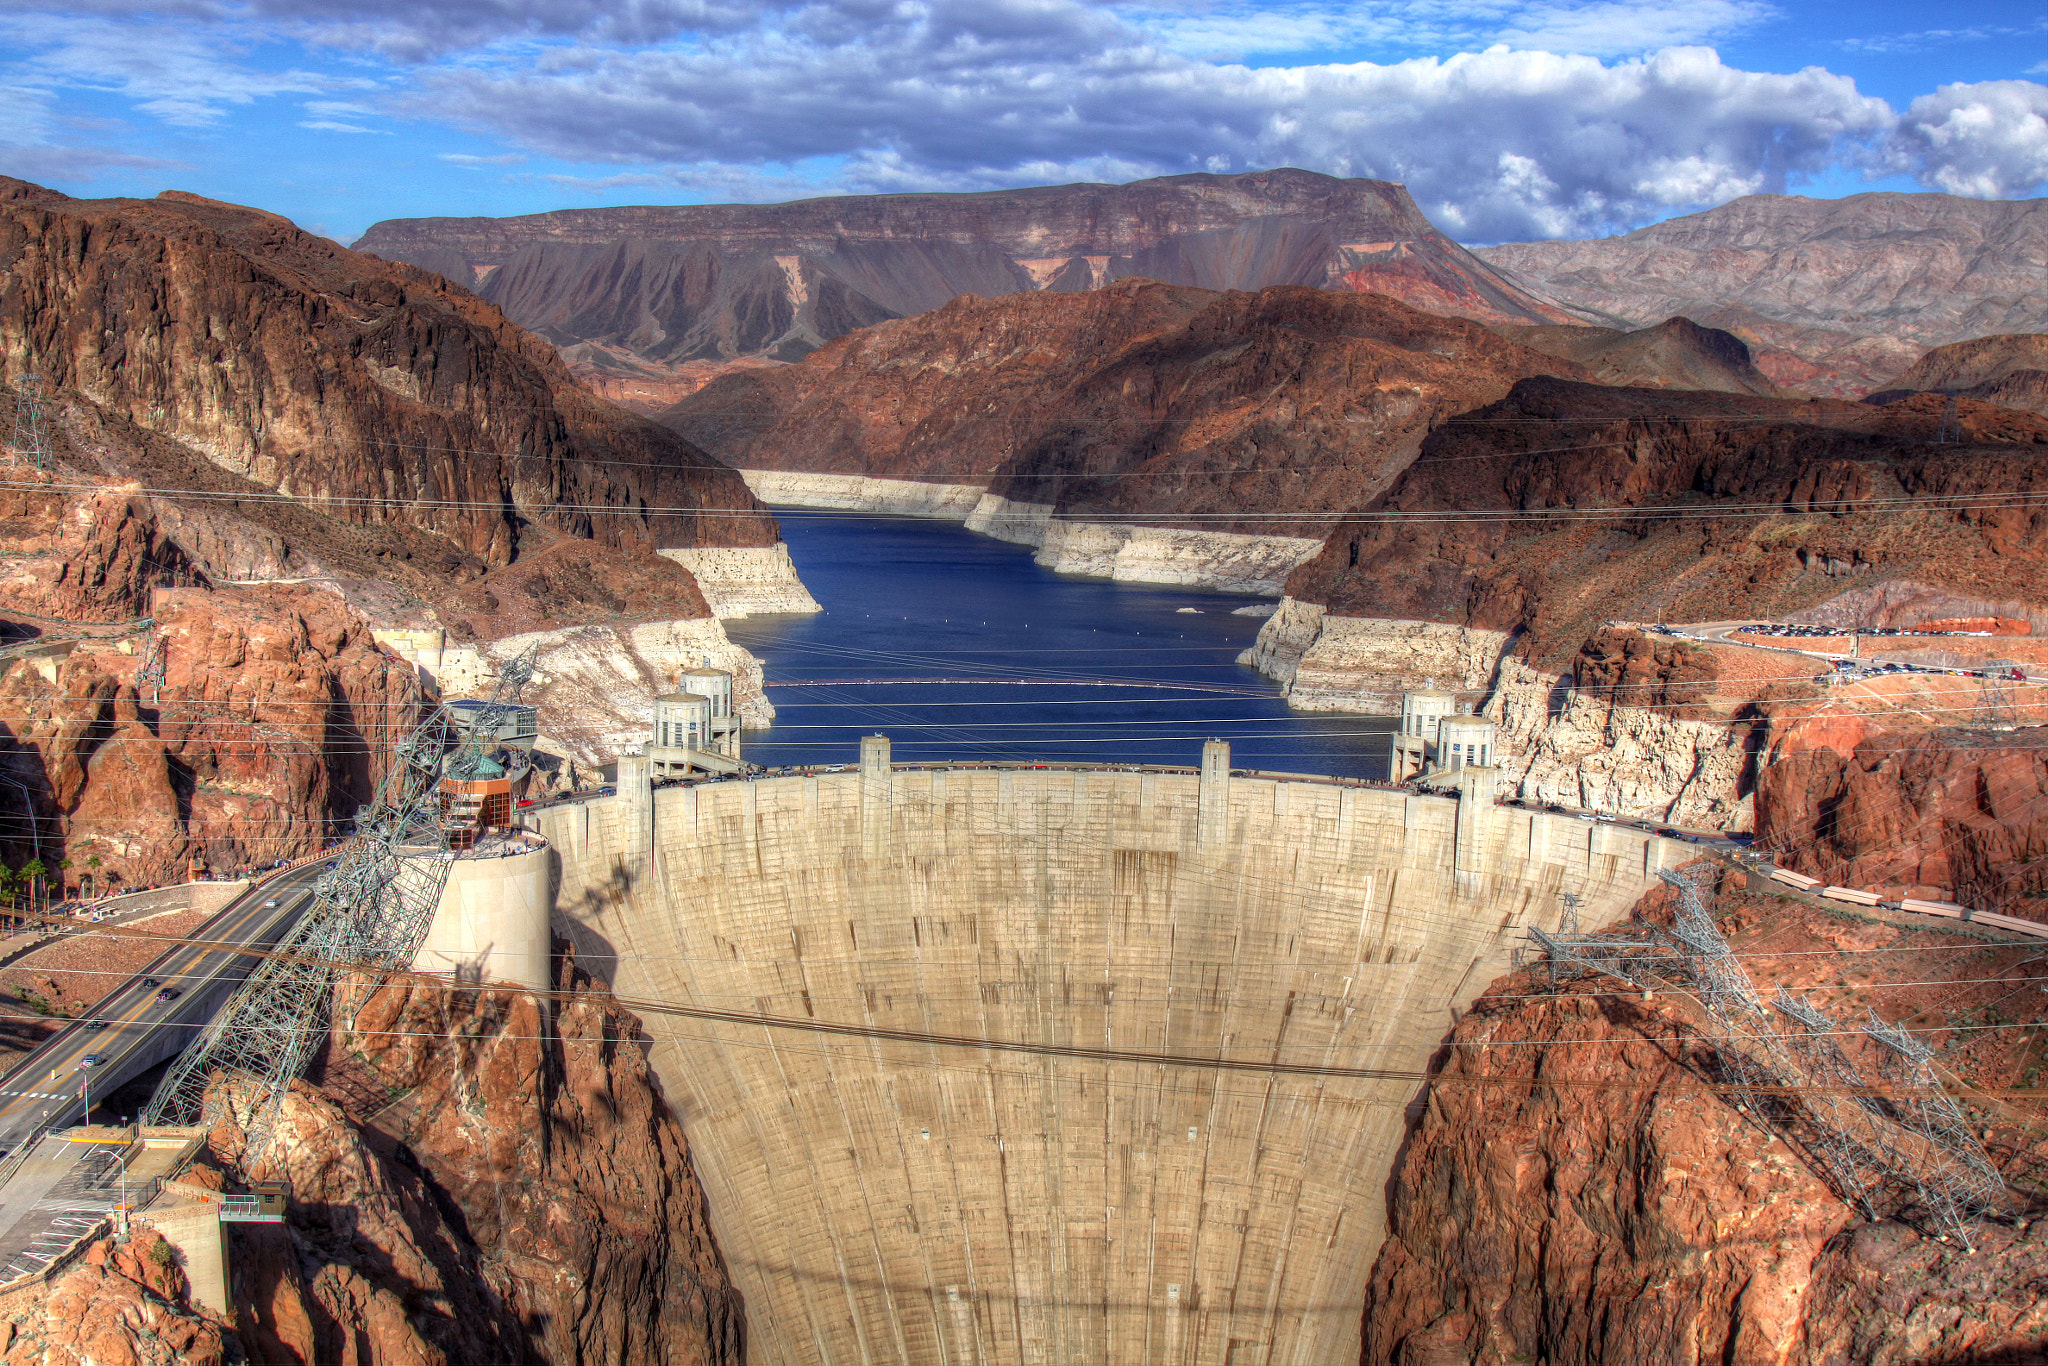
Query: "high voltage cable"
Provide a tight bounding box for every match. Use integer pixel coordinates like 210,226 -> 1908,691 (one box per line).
3,474 -> 2046,525
4,920 -> 2040,1100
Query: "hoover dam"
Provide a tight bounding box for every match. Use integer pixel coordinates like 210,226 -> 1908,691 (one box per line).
526,739 -> 1689,1365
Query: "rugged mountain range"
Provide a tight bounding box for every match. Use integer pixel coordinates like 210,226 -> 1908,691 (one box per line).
2,176 -> 772,561
0,176 -> 791,884
1868,332 -> 2048,415
1480,192 -> 2048,397
353,169 -> 1578,410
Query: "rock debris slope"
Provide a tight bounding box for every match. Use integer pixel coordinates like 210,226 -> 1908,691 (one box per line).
354,168 -> 1578,410
1479,191 -> 2048,397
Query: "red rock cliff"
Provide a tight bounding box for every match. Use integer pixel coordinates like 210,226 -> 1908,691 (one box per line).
0,176 -> 775,560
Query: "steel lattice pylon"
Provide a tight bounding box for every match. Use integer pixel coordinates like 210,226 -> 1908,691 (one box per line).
1529,867 -> 2012,1249
142,649 -> 537,1157
9,374 -> 52,470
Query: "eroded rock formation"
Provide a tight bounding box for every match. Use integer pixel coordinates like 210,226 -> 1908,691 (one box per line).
1869,332 -> 2048,417
0,177 -> 773,561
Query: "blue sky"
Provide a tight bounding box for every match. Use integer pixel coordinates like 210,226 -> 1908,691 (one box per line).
2,0 -> 2044,244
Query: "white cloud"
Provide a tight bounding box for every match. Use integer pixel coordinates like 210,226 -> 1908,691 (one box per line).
412,8 -> 1889,240
438,151 -> 527,164
1886,79 -> 2048,198
0,12 -> 338,126
1499,0 -> 1774,57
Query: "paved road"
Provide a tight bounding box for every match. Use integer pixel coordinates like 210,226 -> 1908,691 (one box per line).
0,864 -> 325,1156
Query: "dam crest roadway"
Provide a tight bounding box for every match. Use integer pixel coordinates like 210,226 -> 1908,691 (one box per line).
529,737 -> 1691,1366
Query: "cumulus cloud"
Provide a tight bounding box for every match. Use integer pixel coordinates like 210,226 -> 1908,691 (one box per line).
411,2 -> 1889,240
1886,79 -> 2048,198
4,0 -> 2043,240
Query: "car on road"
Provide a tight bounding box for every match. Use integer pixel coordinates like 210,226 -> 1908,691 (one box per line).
155,987 -> 180,1003
142,977 -> 160,989
83,1019 -> 107,1030
263,899 -> 280,908
80,1054 -> 105,1068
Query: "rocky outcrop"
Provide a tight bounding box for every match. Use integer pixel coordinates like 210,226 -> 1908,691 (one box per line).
355,168 -> 1577,402
1,576 -> 424,888
653,544 -> 821,618
1758,720 -> 2048,917
229,962 -> 742,1366
1868,332 -> 2048,416
1363,876 -> 2048,1366
668,281 -> 1583,588
1237,600 -> 1510,710
1283,379 -> 2048,672
1495,315 -> 1777,395
1479,191 -> 2048,397
1486,655 -> 1758,830
0,177 -> 776,562
0,959 -> 746,1366
0,1229 -> 233,1365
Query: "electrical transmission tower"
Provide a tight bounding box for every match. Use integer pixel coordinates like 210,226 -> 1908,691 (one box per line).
1529,866 -> 2011,1248
9,374 -> 52,470
1936,394 -> 1961,445
135,624 -> 166,705
143,648 -> 538,1158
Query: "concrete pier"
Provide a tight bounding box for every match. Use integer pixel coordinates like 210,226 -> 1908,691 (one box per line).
536,755 -> 1685,1366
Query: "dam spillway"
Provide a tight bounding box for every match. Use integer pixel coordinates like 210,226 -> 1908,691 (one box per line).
534,744 -> 1686,1365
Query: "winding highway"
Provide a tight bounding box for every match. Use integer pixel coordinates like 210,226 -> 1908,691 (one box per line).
0,863 -> 325,1156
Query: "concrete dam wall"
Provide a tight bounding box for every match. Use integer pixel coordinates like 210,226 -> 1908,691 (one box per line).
532,744 -> 1686,1365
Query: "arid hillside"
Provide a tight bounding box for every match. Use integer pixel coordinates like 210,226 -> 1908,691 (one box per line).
663,280 -> 1585,536
1869,332 -> 2048,416
1480,191 -> 2048,397
355,168 -> 1579,410
1285,378 -> 2048,665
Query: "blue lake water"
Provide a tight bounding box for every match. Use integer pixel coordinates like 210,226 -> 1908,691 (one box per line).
730,511 -> 1393,777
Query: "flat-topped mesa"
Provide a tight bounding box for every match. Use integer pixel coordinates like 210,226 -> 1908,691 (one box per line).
668,282 -> 1588,592
354,169 -> 1580,408
535,738 -> 1693,1366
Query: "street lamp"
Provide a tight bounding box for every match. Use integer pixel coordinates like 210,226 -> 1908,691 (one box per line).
77,1056 -> 99,1126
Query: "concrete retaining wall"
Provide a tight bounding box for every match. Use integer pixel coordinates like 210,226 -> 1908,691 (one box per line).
537,761 -> 1685,1366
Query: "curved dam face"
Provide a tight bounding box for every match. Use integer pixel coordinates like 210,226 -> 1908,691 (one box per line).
534,748 -> 1684,1365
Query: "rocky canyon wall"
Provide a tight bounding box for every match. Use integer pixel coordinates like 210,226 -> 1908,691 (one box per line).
1363,873 -> 2048,1366
668,281 -> 1584,589
0,958 -> 747,1366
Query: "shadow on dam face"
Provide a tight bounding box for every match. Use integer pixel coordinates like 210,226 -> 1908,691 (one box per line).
535,758 -> 1684,1366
